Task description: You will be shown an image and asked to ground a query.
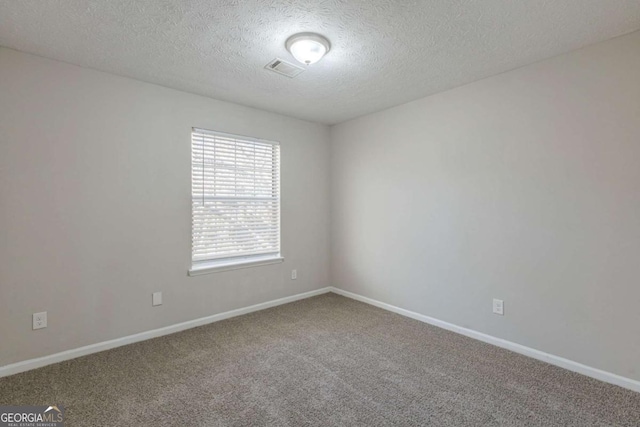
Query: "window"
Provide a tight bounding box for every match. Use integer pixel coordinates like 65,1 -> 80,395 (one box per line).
189,128 -> 282,275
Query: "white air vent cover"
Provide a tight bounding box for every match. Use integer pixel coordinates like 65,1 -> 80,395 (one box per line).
265,58 -> 305,78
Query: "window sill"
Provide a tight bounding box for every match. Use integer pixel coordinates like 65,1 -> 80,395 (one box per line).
188,255 -> 284,276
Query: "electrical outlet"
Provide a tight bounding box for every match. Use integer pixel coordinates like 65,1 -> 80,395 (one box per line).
33,312 -> 47,330
152,292 -> 162,306
291,269 -> 297,280
493,299 -> 504,315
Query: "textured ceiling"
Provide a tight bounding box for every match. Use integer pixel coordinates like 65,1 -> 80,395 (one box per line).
1,1 -> 640,124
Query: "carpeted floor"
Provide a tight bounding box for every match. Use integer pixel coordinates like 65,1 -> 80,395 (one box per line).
1,293 -> 639,426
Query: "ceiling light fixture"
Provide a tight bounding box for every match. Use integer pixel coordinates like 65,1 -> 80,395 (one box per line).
285,33 -> 331,65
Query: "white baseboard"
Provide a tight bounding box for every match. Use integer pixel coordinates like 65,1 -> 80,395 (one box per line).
4,285 -> 639,394
0,287 -> 332,378
329,287 -> 640,394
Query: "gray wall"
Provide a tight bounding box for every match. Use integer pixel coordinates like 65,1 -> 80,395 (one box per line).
3,31 -> 640,381
0,47 -> 330,366
330,32 -> 640,381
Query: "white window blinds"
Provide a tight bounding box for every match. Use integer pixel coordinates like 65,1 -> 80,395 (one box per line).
191,128 -> 280,266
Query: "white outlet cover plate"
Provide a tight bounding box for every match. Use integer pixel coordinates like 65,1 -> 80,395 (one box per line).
493,299 -> 504,315
152,292 -> 162,306
33,312 -> 47,330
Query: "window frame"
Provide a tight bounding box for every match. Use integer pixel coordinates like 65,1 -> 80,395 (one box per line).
188,128 -> 283,276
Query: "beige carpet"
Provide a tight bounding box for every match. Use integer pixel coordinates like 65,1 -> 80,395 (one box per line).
0,293 -> 639,426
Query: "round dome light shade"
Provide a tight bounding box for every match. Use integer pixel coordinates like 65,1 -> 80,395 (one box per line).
285,33 -> 331,65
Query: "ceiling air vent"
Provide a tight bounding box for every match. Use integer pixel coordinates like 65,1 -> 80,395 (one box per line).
264,58 -> 305,78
